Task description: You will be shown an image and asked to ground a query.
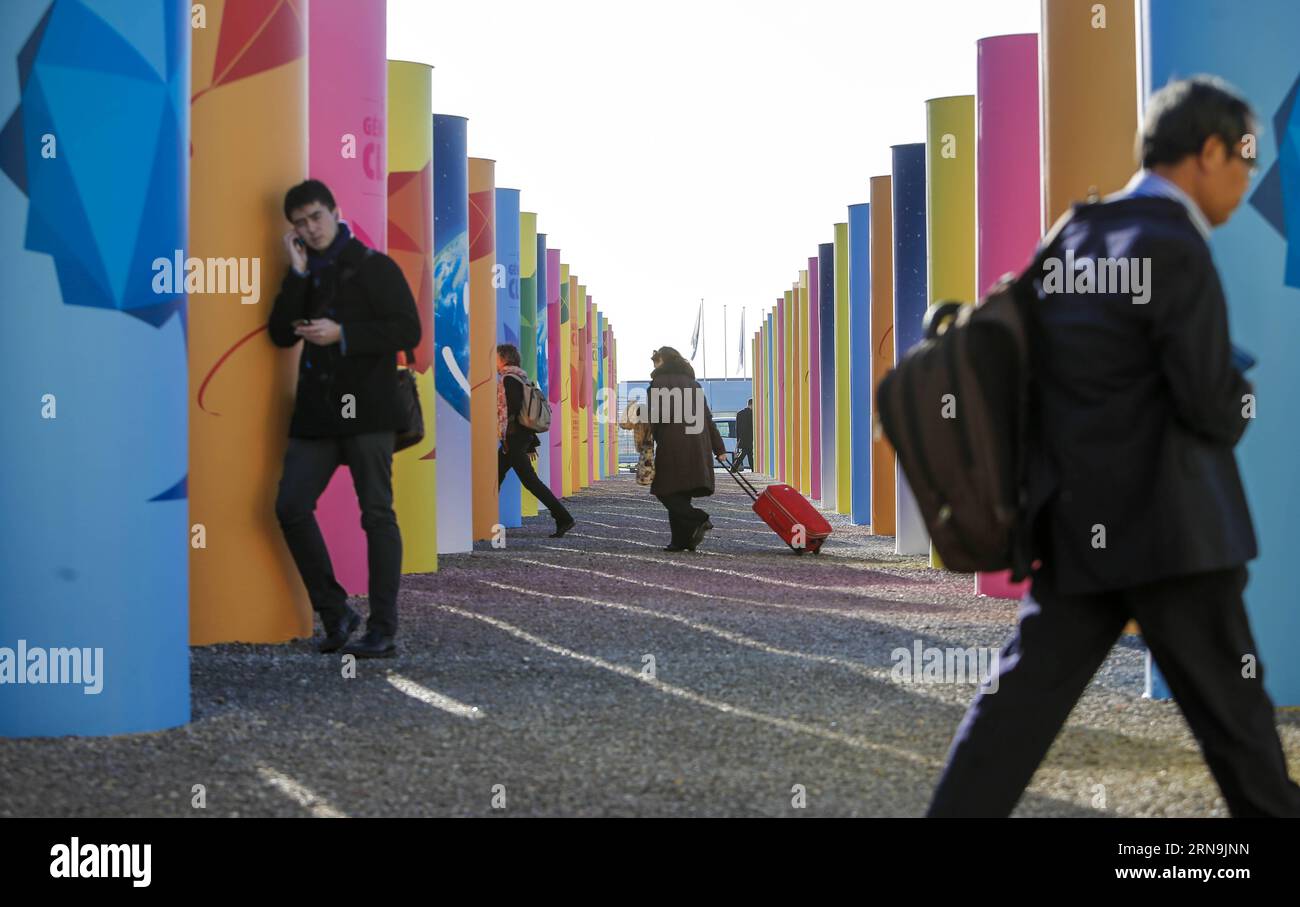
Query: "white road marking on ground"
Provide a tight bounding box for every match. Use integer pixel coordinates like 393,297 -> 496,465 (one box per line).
477,578 -> 901,685
435,603 -> 939,768
256,765 -> 348,818
585,508 -> 773,534
387,673 -> 485,720
546,544 -> 932,598
510,556 -> 923,620
568,531 -> 743,558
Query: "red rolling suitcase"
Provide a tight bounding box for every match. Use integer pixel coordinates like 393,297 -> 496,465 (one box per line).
721,458 -> 832,554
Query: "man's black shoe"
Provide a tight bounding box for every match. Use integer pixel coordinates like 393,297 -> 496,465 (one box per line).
664,543 -> 687,552
317,607 -> 361,654
687,519 -> 714,551
341,631 -> 397,659
550,518 -> 576,538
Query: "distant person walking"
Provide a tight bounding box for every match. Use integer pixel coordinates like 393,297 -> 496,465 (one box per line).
733,398 -> 754,472
928,77 -> 1300,817
646,347 -> 727,551
496,344 -> 574,538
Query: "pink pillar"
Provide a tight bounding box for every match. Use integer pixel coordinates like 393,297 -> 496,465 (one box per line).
975,33 -> 1039,600
546,248 -> 563,493
777,295 -> 786,482
808,255 -> 821,502
308,0 -> 387,594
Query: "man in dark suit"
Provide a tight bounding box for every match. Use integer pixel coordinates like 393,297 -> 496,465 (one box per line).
269,180 -> 421,659
928,77 -> 1300,816
733,399 -> 754,472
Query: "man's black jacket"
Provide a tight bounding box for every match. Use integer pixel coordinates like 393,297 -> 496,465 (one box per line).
1025,195 -> 1256,595
736,406 -> 753,449
268,238 -> 421,439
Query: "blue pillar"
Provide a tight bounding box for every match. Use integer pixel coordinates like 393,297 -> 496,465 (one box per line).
1143,0 -> 1300,704
0,0 -> 190,735
848,204 -> 873,525
495,188 -> 522,528
890,143 -> 931,555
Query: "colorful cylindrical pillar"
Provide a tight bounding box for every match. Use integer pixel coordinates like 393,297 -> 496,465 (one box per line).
764,307 -> 774,472
926,94 -> 976,567
432,114 -> 472,553
584,295 -> 594,487
807,262 -> 821,501
833,223 -> 852,514
848,202 -> 872,527
495,187 -> 522,529
190,0 -> 310,644
783,290 -> 793,484
575,285 -> 586,490
1,0 -> 190,734
798,270 -> 811,496
818,242 -> 836,506
546,250 -> 563,494
535,234 -> 552,496
560,264 -> 573,496
468,158 -> 498,541
975,34 -> 1039,599
868,177 -> 895,535
891,143 -> 929,555
308,0 -> 388,594
1041,0 -> 1139,225
386,63 -> 438,574
520,214 -> 539,516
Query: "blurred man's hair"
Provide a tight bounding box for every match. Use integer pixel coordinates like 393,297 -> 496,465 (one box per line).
1140,76 -> 1255,169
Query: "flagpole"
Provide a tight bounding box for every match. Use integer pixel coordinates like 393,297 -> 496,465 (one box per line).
701,297 -> 707,383
723,304 -> 728,379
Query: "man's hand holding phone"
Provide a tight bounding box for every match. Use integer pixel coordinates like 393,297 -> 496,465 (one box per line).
295,317 -> 341,346
283,230 -> 308,275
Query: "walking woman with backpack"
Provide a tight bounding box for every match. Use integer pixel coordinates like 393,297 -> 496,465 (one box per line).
497,343 -> 575,538
646,346 -> 728,551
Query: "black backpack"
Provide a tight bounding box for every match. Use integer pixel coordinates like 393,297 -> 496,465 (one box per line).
875,215 -> 1068,576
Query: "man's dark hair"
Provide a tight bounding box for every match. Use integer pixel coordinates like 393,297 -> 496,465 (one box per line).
284,179 -> 337,220
652,346 -> 684,363
747,398 -> 753,406
497,343 -> 521,367
1140,76 -> 1255,169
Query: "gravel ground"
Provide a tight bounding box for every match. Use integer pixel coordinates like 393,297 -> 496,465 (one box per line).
3,471 -> 1297,817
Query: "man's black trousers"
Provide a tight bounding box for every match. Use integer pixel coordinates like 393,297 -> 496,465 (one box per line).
928,566 -> 1300,816
275,431 -> 401,637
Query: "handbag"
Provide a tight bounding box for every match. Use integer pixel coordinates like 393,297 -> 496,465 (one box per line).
635,446 -> 655,485
395,348 -> 423,452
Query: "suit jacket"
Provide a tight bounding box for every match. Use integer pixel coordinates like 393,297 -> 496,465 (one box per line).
268,238 -> 421,439
1025,196 -> 1256,594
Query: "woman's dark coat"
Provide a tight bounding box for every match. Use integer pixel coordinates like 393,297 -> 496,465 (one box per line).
646,358 -> 726,497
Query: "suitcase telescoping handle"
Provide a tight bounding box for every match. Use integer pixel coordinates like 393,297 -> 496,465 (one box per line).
718,454 -> 760,502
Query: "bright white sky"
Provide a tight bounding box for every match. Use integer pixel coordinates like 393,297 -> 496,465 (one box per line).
388,0 -> 1041,381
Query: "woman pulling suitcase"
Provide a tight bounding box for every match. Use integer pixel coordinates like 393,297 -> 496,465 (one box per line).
645,346 -> 728,551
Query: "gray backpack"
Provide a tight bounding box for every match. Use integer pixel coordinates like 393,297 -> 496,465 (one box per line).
506,374 -> 552,432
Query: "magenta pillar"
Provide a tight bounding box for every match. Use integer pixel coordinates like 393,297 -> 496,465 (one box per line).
975,33 -> 1039,600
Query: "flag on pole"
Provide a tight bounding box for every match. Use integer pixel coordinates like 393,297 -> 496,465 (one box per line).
737,308 -> 746,371
689,300 -> 703,360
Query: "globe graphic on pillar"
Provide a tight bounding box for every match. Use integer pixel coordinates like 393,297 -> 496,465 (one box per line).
433,231 -> 471,419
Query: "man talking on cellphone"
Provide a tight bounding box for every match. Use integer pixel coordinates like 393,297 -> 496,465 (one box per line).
268,179 -> 421,659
